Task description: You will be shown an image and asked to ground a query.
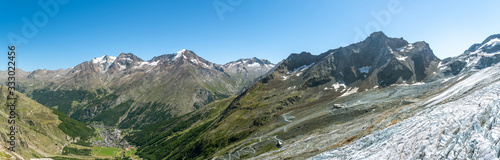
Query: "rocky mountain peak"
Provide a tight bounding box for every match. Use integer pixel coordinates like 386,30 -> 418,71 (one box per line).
179,49 -> 201,60
116,53 -> 144,62
466,34 -> 500,53
265,32 -> 440,92
279,51 -> 327,74
367,31 -> 388,39
359,31 -> 408,51
103,53 -> 144,73
221,57 -> 276,90
476,34 -> 500,53
245,57 -> 272,65
159,49 -> 202,62
226,57 -> 274,66
441,33 -> 500,75
481,34 -> 500,45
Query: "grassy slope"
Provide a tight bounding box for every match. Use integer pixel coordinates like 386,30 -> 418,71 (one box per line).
0,86 -> 131,159
0,86 -> 75,158
126,96 -> 235,159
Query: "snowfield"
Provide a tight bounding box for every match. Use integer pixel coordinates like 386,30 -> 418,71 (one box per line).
311,64 -> 500,160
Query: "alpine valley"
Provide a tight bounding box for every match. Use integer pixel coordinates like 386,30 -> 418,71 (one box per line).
12,49 -> 275,129
1,32 -> 499,159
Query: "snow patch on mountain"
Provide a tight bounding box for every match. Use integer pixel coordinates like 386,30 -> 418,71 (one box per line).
248,62 -> 261,68
359,66 -> 371,74
122,57 -> 133,62
289,63 -> 315,74
332,82 -> 347,92
190,59 -> 201,65
150,61 -> 158,66
340,87 -> 358,97
282,75 -> 289,81
397,43 -> 414,52
135,62 -> 149,68
133,61 -> 159,69
396,56 -> 408,61
118,64 -> 126,71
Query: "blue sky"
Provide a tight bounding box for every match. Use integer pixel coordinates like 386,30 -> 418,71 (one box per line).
1,0 -> 500,71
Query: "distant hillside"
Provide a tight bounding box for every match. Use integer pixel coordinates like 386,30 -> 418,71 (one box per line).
0,86 -> 95,159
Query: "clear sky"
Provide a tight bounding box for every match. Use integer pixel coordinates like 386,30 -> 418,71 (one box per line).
1,0 -> 500,71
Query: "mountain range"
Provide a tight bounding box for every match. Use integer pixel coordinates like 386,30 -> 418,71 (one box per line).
1,31 -> 499,159
10,49 -> 275,129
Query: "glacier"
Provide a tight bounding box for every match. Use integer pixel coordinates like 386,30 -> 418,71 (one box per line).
310,64 -> 500,160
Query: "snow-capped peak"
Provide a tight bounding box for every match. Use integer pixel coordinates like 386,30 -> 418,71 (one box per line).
90,55 -> 117,73
480,38 -> 500,50
173,49 -> 188,60
91,55 -> 116,64
178,49 -> 188,54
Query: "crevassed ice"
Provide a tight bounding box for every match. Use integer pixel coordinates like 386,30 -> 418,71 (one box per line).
310,63 -> 500,160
